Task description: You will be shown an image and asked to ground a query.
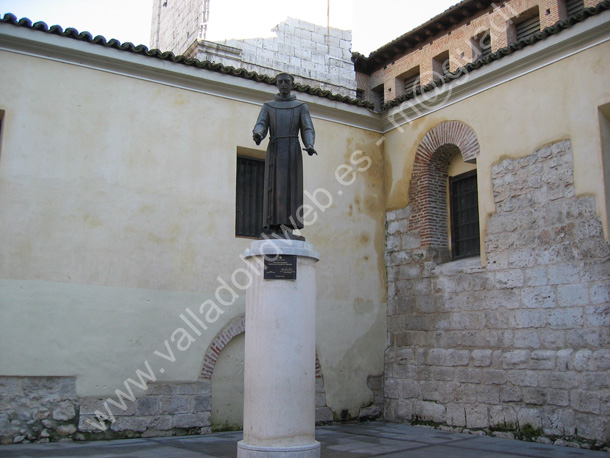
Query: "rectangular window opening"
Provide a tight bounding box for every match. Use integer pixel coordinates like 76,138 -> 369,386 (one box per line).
472,30 -> 492,61
235,155 -> 265,238
372,84 -> 384,111
515,9 -> 540,42
566,0 -> 585,16
401,66 -> 421,94
450,170 -> 480,260
433,50 -> 451,79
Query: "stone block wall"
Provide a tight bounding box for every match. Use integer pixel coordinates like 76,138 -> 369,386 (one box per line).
1,358 -> 338,443
78,381 -> 212,439
0,376 -> 212,444
384,140 -> 610,450
150,0 -> 202,53
187,17 -> 356,97
0,377 -> 79,444
0,316 -> 339,443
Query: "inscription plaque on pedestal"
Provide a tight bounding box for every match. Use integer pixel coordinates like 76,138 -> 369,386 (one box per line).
264,255 -> 297,280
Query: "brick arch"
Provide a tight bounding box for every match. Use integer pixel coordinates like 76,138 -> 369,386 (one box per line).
409,121 -> 479,249
200,316 -> 246,380
199,315 -> 323,380
417,120 -> 479,164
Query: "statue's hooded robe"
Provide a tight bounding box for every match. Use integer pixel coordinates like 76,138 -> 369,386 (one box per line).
253,93 -> 315,230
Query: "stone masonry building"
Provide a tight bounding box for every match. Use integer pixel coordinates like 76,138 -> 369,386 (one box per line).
150,1 -> 356,96
0,0 -> 608,451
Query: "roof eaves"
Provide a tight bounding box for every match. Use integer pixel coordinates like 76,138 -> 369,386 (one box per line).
0,13 -> 374,111
381,1 -> 610,111
354,0 -> 495,73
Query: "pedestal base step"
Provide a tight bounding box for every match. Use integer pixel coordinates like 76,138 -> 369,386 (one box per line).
237,440 -> 320,458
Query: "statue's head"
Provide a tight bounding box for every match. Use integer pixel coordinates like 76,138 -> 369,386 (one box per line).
276,73 -> 294,97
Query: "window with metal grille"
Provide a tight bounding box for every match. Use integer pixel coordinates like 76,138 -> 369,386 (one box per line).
403,70 -> 421,93
450,171 -> 480,259
566,0 -> 585,16
433,50 -> 451,79
235,156 -> 265,238
515,12 -> 540,42
472,30 -> 492,61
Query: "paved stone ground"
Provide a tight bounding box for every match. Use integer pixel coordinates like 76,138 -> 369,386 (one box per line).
0,422 -> 608,457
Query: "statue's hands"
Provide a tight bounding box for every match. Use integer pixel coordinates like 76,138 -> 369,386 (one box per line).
253,133 -> 263,145
304,146 -> 317,156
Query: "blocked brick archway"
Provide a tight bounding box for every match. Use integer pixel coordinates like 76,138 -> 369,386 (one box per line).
199,315 -> 324,381
417,120 -> 479,164
409,120 -> 480,249
200,316 -> 245,380
199,315 -> 334,424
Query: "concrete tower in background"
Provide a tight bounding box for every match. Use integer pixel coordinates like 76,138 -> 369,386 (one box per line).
149,0 -> 357,96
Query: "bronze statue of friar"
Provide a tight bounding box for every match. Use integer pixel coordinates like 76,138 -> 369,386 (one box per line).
253,73 -> 317,239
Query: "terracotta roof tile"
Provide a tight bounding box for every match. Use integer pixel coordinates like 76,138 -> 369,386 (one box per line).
0,13 -> 374,110
381,0 -> 610,111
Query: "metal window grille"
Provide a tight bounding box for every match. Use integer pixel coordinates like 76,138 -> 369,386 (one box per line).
515,14 -> 540,42
566,0 -> 585,16
404,72 -> 420,93
473,31 -> 492,61
235,156 -> 265,237
450,171 -> 480,259
433,52 -> 451,79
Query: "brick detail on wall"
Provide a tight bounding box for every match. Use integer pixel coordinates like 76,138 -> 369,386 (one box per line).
200,314 -> 324,381
200,316 -> 246,380
417,120 -> 480,164
362,0 -> 606,104
199,314 -> 334,424
408,121 -> 480,249
384,139 -> 610,450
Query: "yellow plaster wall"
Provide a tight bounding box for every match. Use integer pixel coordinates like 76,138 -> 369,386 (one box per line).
0,50 -> 386,417
384,40 -> 610,248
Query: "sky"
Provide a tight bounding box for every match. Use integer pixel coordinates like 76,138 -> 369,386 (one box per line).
0,0 -> 459,55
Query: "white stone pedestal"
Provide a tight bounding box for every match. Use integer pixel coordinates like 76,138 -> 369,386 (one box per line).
237,238 -> 320,458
